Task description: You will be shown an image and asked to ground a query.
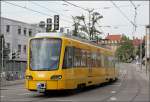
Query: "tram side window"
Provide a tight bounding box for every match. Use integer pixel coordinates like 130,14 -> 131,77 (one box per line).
97,53 -> 101,67
87,51 -> 91,68
62,47 -> 74,69
104,55 -> 109,68
81,50 -> 87,67
101,54 -> 105,67
91,52 -> 97,67
73,48 -> 81,67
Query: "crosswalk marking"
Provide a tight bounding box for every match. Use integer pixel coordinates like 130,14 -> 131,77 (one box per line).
110,97 -> 117,101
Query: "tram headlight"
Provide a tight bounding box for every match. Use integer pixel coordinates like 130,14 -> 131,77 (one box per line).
51,75 -> 62,80
26,75 -> 33,80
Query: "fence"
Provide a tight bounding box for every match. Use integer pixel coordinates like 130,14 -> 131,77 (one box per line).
0,60 -> 26,81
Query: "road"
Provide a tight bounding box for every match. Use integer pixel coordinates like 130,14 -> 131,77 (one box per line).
1,63 -> 149,102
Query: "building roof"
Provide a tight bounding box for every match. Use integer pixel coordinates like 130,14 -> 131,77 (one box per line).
105,34 -> 122,41
132,38 -> 143,46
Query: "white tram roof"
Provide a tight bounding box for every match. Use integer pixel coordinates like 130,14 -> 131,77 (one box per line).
35,32 -> 64,37
34,32 -> 114,53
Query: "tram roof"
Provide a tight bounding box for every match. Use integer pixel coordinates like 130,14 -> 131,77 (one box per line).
35,32 -> 64,37
34,32 -> 115,54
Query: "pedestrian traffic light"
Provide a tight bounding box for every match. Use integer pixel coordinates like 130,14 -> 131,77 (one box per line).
54,15 -> 59,30
3,48 -> 10,60
46,18 -> 52,32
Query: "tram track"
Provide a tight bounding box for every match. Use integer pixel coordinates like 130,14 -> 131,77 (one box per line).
100,68 -> 129,102
100,64 -> 143,102
129,65 -> 142,102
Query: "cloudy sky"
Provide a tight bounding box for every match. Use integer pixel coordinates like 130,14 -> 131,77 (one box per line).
1,1 -> 149,38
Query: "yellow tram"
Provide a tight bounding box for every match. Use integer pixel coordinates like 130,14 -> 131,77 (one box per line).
25,33 -> 119,92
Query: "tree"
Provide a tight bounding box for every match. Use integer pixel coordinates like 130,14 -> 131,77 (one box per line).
72,9 -> 103,40
115,36 -> 134,62
72,16 -> 81,36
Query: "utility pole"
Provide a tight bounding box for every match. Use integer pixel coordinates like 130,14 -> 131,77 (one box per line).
145,25 -> 150,74
1,37 -> 4,73
140,37 -> 142,70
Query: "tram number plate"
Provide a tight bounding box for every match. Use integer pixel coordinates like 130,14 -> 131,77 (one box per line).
37,83 -> 46,92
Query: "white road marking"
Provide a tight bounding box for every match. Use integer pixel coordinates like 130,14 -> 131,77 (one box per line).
19,93 -> 32,95
110,97 -> 117,101
0,96 -> 5,98
54,100 -> 73,102
111,91 -> 116,94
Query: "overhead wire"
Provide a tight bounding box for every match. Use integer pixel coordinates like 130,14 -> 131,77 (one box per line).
30,1 -> 72,23
110,1 -> 136,28
129,0 -> 138,35
62,0 -> 88,11
2,1 -> 72,24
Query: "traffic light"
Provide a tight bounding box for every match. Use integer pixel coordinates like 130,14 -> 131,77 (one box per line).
46,18 -> 52,32
54,15 -> 59,30
3,48 -> 10,60
12,52 -> 16,59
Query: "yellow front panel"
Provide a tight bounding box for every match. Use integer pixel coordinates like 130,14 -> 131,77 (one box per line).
46,81 -> 58,89
28,80 -> 46,90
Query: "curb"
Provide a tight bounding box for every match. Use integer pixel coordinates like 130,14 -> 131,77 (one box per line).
0,80 -> 25,87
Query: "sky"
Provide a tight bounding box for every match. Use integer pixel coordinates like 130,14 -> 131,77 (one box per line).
1,1 -> 149,39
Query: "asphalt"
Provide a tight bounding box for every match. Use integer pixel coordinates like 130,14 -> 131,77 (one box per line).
0,80 -> 24,87
0,63 -> 149,102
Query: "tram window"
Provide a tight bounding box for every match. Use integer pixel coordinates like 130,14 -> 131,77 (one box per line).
101,54 -> 105,67
104,56 -> 109,68
87,51 -> 91,68
92,53 -> 97,67
97,53 -> 101,67
73,48 -> 81,67
62,46 -> 74,69
81,50 -> 86,67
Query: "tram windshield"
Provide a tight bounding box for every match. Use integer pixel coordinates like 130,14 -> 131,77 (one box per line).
30,38 -> 61,70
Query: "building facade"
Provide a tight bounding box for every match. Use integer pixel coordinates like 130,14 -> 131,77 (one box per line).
104,34 -> 122,51
1,17 -> 45,61
0,17 -> 45,80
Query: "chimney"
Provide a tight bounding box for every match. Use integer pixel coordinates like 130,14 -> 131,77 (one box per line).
133,36 -> 135,40
107,33 -> 109,36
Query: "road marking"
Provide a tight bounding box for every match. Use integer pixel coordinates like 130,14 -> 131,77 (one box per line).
0,96 -> 5,98
111,91 -> 116,94
19,93 -> 32,95
109,83 -> 121,86
54,100 -> 73,102
110,97 -> 117,101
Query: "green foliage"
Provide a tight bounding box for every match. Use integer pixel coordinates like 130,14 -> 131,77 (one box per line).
72,10 -> 103,39
115,37 -> 134,62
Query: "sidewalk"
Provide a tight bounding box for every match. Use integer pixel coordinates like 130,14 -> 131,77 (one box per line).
133,64 -> 149,81
0,79 -> 24,87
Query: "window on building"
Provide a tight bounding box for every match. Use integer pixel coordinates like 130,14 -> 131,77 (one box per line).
29,29 -> 32,36
6,25 -> 10,33
6,43 -> 10,49
18,26 -> 21,35
18,44 -> 21,53
23,45 -> 26,54
24,28 -> 27,36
